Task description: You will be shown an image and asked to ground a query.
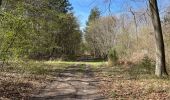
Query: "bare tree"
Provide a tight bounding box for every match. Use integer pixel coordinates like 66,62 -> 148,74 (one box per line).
149,0 -> 168,77
86,16 -> 117,58
129,8 -> 138,45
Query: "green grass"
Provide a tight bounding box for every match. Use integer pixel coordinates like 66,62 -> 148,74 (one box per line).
1,61 -> 106,75
44,61 -> 107,66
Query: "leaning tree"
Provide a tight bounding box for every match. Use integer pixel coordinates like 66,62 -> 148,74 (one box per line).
149,0 -> 168,77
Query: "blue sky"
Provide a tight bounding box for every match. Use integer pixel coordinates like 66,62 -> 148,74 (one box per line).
69,0 -> 170,30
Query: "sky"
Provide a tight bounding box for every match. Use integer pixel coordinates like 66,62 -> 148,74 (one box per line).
69,0 -> 170,30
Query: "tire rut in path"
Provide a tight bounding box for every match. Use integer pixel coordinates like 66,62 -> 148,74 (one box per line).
31,64 -> 106,100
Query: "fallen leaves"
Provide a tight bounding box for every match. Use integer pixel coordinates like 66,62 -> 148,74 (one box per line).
98,66 -> 170,100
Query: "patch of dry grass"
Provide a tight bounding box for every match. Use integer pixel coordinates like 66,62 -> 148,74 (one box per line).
0,61 -> 71,99
98,62 -> 170,100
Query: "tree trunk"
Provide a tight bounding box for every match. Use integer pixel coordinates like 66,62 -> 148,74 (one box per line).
149,0 -> 168,77
129,8 -> 138,46
0,0 -> 2,6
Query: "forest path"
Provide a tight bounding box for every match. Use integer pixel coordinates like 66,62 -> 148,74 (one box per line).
31,64 -> 107,100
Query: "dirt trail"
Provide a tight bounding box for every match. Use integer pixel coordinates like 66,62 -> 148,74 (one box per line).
31,64 -> 106,100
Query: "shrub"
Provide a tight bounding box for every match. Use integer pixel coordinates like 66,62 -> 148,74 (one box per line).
128,56 -> 155,79
141,56 -> 154,71
108,49 -> 118,66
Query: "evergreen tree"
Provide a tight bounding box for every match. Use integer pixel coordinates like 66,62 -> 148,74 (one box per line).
49,0 -> 73,13
86,7 -> 101,26
84,7 -> 101,58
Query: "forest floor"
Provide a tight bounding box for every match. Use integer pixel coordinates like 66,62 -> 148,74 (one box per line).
1,61 -> 170,100
31,64 -> 106,100
0,61 -> 106,100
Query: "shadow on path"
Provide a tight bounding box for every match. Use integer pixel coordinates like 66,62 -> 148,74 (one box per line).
31,64 -> 106,100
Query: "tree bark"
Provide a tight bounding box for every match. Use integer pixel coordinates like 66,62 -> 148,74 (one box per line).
0,0 -> 2,6
149,0 -> 168,77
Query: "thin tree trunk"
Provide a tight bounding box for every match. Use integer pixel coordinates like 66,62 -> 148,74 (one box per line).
129,8 -> 138,46
149,0 -> 168,77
